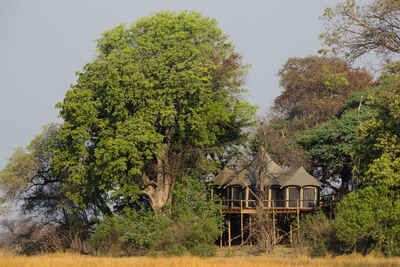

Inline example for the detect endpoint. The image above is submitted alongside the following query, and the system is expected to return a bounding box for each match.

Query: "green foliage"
[265,56,371,169]
[89,209,165,255]
[90,178,222,257]
[160,179,223,256]
[53,10,256,213]
[0,147,37,203]
[0,123,61,215]
[335,186,400,256]
[297,93,376,191]
[354,74,400,189]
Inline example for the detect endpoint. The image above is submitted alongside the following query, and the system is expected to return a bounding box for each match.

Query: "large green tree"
[335,186,400,255]
[54,11,256,213]
[297,90,377,193]
[264,56,371,169]
[0,124,92,225]
[354,72,400,190]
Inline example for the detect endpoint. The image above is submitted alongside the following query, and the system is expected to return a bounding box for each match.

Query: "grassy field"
[1,251,400,267]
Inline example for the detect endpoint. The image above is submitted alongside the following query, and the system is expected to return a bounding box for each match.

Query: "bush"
[90,178,223,256]
[89,210,165,256]
[295,210,340,257]
[334,186,400,256]
[0,217,89,255]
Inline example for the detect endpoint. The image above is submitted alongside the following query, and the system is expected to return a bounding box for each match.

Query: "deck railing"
[217,199,319,210]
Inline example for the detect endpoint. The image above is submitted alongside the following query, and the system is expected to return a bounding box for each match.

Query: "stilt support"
[228,215,231,247]
[297,205,300,242]
[241,213,244,246]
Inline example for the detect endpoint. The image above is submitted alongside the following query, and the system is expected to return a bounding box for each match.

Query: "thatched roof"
[280,167,322,187]
[211,157,321,188]
[211,156,286,187]
[212,168,236,187]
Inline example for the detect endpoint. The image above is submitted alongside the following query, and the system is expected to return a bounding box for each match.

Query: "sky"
[0,0,334,168]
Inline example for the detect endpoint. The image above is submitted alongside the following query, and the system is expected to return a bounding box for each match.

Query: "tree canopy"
[297,90,377,193]
[321,0,400,61]
[354,73,400,190]
[53,11,256,213]
[273,56,372,128]
[263,56,371,172]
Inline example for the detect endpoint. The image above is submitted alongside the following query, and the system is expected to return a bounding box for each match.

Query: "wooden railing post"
[286,187,289,208]
[245,186,249,208]
[268,187,271,208]
[314,187,317,207]
[300,187,303,208]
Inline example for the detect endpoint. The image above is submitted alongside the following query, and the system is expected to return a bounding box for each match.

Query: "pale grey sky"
[0,0,333,168]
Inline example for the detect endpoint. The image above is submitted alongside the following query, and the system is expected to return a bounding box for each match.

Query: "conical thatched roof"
[211,156,321,188]
[280,167,321,187]
[212,168,237,187]
[211,155,286,187]
[264,155,285,176]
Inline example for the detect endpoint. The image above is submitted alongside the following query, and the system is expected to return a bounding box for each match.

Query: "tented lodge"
[211,156,322,210]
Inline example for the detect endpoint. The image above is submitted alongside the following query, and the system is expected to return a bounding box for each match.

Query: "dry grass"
[1,251,400,267]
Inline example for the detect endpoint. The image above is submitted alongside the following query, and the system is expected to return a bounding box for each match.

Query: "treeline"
[1,0,400,257]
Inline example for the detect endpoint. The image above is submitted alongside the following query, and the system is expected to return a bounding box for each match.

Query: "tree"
[0,147,36,203]
[0,124,94,226]
[274,56,372,128]
[321,0,400,61]
[54,11,256,213]
[263,56,371,171]
[254,124,275,253]
[335,186,400,255]
[297,89,377,193]
[90,178,222,256]
[353,72,400,190]
[250,119,309,169]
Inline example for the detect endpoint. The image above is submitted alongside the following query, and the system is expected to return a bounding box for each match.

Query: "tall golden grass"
[0,251,400,267]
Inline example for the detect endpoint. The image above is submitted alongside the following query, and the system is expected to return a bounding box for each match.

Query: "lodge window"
[303,187,316,207]
[288,187,300,207]
[270,186,285,207]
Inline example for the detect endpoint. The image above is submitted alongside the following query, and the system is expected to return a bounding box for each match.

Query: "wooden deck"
[218,199,319,214]
[222,207,314,214]
[217,193,341,215]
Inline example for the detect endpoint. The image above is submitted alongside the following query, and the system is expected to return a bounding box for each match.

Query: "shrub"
[0,217,89,255]
[295,210,340,257]
[90,178,223,256]
[334,186,400,256]
[89,210,165,256]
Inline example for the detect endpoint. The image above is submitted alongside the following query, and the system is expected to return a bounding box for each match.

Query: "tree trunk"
[142,146,174,212]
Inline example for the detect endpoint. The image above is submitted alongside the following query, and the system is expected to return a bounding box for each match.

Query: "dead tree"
[249,124,281,253]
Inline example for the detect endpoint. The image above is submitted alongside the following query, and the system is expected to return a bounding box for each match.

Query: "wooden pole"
[314,187,317,207]
[297,202,300,242]
[241,213,244,246]
[268,187,271,208]
[228,215,231,248]
[272,202,276,245]
[249,215,252,246]
[290,224,293,246]
[245,186,249,208]
[286,187,289,208]
[300,187,303,208]
[220,227,223,248]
